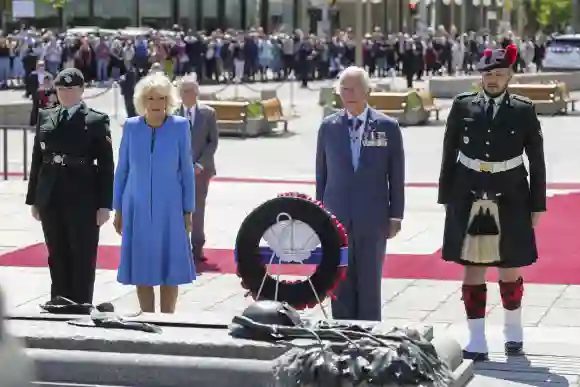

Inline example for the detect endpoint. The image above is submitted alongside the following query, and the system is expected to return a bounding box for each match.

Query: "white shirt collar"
[346,105,369,123]
[184,104,197,114]
[64,103,80,116]
[483,92,506,105]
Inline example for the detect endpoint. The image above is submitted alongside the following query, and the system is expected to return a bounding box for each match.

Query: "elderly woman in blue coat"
[113,72,196,314]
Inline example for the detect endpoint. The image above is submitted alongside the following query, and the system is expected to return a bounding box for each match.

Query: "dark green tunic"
[438,91,546,267]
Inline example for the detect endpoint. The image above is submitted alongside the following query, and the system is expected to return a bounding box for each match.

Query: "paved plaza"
[1,78,580,385]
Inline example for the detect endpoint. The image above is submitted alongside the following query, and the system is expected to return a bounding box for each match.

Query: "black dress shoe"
[42,296,70,307]
[505,341,524,356]
[462,350,489,362]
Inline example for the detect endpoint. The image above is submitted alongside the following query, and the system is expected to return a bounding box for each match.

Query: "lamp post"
[355,0,364,66]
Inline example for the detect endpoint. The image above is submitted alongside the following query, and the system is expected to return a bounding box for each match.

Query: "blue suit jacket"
[315,108,405,235]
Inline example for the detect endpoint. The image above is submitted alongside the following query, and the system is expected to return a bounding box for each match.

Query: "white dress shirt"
[346,105,368,171]
[188,105,197,127]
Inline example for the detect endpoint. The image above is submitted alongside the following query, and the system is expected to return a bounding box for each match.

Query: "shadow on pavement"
[474,355,571,386]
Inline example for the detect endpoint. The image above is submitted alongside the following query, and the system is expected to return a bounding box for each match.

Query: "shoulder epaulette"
[511,94,533,104]
[455,91,478,101]
[88,108,108,117]
[43,106,60,113]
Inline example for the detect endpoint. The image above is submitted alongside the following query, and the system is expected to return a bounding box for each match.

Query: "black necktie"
[61,109,69,122]
[486,99,495,123]
[349,118,362,140]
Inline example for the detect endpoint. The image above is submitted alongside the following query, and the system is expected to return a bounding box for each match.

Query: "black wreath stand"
[231,193,455,387]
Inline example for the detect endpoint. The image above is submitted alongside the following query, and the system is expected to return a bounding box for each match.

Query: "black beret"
[476,44,518,72]
[54,68,85,87]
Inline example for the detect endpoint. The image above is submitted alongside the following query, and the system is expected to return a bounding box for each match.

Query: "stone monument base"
[6,311,474,386]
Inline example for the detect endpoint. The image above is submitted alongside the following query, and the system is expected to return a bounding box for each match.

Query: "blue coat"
[113,115,196,286]
[316,107,405,320]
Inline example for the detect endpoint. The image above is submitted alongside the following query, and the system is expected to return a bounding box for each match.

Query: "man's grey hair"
[176,73,200,92]
[335,66,371,94]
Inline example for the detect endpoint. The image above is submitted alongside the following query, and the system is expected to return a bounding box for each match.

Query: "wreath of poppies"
[235,192,348,310]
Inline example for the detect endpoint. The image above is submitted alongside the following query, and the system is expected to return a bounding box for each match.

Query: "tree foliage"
[523,0,572,34]
[41,0,69,8]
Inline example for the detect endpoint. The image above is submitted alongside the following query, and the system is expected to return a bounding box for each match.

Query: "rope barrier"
[83,85,114,100]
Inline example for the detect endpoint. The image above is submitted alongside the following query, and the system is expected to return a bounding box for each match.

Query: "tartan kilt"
[441,190,539,268]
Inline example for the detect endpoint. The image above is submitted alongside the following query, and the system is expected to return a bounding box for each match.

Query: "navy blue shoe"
[505,341,524,356]
[462,350,489,362]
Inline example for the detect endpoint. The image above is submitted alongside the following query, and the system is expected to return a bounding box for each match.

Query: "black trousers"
[39,200,99,304]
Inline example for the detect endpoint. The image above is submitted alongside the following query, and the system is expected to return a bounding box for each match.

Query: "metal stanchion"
[112,81,119,120]
[288,75,299,117]
[234,79,240,99]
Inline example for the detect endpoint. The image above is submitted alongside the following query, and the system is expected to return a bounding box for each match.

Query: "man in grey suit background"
[177,74,219,264]
[316,66,405,321]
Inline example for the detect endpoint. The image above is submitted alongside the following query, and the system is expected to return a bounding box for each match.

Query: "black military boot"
[505,341,524,356]
[462,350,489,362]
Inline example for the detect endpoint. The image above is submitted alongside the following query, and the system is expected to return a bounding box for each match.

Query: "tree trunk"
[523,0,540,36]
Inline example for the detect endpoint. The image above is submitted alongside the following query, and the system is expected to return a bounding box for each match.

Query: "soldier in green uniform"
[438,45,546,361]
[25,68,114,308]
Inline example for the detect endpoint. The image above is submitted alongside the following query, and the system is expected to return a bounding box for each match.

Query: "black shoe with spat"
[462,350,489,362]
[505,341,524,356]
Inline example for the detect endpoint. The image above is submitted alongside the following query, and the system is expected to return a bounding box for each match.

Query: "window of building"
[94,0,137,27]
[139,0,172,28]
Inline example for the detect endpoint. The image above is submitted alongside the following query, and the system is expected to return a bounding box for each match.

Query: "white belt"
[458,152,524,173]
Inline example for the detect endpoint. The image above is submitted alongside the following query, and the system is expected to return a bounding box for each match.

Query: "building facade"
[21,0,503,34]
[26,0,302,31]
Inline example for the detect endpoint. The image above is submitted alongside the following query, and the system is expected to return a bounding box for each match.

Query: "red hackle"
[483,48,493,57]
[505,44,517,65]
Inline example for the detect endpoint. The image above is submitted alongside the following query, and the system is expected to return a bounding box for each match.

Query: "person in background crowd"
[176,73,219,264]
[113,72,195,314]
[0,26,549,92]
[119,59,140,118]
[74,38,93,85]
[94,37,110,83]
[43,36,62,76]
[30,75,57,126]
[0,37,11,88]
[438,44,546,362]
[26,68,113,307]
[316,66,405,321]
[26,60,51,100]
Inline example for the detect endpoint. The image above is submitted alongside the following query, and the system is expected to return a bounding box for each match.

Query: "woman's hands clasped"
[113,212,122,236]
[184,212,192,233]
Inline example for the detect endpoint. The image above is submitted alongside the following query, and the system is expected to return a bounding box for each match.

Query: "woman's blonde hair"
[133,72,179,116]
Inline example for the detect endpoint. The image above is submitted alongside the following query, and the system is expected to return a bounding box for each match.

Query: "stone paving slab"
[0,180,580,332]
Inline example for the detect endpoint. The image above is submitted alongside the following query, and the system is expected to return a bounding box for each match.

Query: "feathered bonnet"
[476,44,518,72]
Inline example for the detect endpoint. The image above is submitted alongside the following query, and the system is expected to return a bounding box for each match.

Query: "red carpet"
[2,192,580,284]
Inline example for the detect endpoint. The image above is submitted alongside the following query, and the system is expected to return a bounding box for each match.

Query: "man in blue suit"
[316,66,405,321]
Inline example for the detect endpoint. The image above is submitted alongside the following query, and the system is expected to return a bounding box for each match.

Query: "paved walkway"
[1,81,580,385]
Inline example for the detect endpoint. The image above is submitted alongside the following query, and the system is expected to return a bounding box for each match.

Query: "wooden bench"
[416,90,441,121]
[261,98,289,132]
[508,84,571,115]
[367,92,407,116]
[202,100,249,137]
[559,83,577,113]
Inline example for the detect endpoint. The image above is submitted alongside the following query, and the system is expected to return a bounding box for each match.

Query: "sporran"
[461,199,501,264]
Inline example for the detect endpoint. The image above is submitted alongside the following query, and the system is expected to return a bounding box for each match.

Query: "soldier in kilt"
[438,44,546,361]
